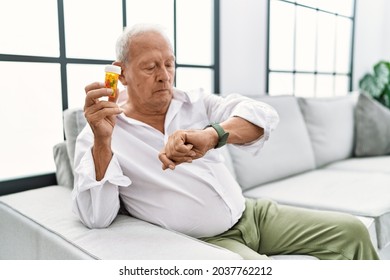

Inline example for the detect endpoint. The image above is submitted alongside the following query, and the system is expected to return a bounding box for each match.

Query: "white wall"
[220,0,268,96]
[353,0,390,90]
[386,0,390,54]
[220,0,390,96]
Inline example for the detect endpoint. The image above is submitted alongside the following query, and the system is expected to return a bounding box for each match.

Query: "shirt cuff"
[74,148,132,193]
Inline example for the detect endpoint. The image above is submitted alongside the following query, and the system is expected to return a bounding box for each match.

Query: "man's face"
[120,32,175,113]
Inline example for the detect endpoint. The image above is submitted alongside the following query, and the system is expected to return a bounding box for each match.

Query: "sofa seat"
[0,185,319,260]
[244,168,390,251]
[0,186,242,260]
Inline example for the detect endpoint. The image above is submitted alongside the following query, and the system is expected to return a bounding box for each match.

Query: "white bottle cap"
[105,65,121,75]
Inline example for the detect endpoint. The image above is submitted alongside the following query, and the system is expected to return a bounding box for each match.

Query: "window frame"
[0,0,220,194]
[266,0,357,97]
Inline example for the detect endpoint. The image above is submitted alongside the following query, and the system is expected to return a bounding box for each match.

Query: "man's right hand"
[84,82,123,180]
[84,82,123,141]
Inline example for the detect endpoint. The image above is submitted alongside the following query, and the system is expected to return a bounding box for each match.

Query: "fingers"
[158,152,176,170]
[85,101,122,121]
[159,131,198,170]
[165,132,195,158]
[84,83,122,118]
[83,82,123,139]
[85,81,105,94]
[159,150,195,170]
[84,82,119,107]
[85,88,114,108]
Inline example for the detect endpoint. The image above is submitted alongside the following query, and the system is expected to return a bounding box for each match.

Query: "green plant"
[359,61,390,109]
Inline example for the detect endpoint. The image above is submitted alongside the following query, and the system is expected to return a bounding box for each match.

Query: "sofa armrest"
[53,141,74,189]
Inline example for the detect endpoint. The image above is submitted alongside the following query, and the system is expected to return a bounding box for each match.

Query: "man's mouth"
[154,89,170,93]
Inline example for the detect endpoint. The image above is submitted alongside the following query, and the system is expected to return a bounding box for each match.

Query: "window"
[0,62,63,180]
[267,0,355,97]
[0,0,63,185]
[0,0,219,191]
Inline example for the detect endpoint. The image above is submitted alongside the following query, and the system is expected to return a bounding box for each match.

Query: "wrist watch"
[204,123,230,148]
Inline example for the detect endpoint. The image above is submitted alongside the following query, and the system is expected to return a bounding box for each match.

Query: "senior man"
[72,24,379,260]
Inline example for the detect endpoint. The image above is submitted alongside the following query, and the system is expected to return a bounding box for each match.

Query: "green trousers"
[200,199,379,260]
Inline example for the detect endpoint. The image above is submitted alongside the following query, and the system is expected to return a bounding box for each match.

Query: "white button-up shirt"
[72,88,279,238]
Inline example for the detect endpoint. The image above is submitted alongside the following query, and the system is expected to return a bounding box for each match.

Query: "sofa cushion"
[0,199,95,259]
[63,108,87,171]
[325,156,390,173]
[244,169,390,249]
[220,146,237,179]
[355,93,390,157]
[298,94,357,168]
[228,95,316,191]
[0,186,242,260]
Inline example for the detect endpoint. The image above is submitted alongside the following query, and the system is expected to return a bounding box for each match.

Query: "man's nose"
[157,66,170,82]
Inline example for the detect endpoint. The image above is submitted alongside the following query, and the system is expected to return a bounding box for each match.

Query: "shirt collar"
[172,87,191,103]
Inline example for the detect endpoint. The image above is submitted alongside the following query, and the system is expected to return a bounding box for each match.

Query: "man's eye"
[166,61,175,68]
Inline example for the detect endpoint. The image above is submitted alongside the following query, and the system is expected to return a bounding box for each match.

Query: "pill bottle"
[104,65,121,99]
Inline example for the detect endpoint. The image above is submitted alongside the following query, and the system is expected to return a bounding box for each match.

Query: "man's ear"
[113,61,127,86]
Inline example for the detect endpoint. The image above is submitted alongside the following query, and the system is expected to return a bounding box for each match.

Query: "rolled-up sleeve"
[204,92,279,155]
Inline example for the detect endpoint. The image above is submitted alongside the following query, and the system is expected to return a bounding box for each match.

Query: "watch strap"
[205,123,229,148]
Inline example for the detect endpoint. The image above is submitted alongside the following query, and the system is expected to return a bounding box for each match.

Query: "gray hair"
[115,23,173,64]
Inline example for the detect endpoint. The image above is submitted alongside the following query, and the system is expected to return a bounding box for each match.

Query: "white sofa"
[1,92,389,259]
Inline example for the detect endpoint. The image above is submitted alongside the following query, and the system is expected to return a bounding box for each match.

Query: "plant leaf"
[373,61,390,88]
[359,73,382,97]
[383,84,390,109]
